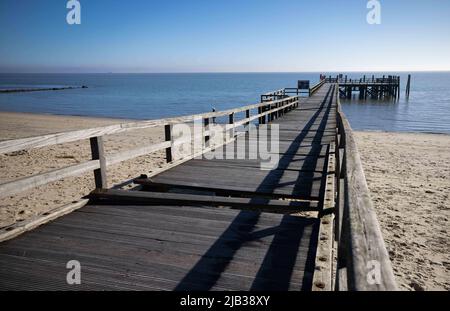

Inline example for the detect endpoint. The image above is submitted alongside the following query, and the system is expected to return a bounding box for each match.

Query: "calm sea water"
[0,72,449,134]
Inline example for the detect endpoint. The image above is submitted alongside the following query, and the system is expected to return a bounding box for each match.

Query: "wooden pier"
[0,80,397,291]
[325,75,401,100]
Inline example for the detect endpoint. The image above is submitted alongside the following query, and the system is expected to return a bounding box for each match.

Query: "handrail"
[0,95,300,199]
[309,79,325,95]
[334,84,397,290]
[262,79,326,102]
[262,88,285,96]
[0,95,298,155]
[324,76,400,84]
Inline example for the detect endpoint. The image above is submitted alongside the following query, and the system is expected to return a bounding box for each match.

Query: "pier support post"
[406,74,411,99]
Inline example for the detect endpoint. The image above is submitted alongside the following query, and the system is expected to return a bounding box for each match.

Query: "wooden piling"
[406,74,411,99]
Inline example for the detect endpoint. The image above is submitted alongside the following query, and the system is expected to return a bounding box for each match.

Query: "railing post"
[164,124,173,163]
[228,112,235,139]
[261,106,266,124]
[245,109,250,130]
[90,136,107,189]
[265,104,269,123]
[203,117,210,148]
[258,106,262,125]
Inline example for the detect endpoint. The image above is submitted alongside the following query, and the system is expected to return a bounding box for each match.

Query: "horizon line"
[1,70,450,75]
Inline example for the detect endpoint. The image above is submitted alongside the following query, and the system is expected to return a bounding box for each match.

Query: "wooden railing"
[261,80,325,103]
[325,76,400,84]
[261,89,285,102]
[334,85,397,290]
[309,79,325,95]
[0,95,300,200]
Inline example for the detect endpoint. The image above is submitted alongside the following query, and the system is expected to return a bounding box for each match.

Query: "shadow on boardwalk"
[175,86,334,291]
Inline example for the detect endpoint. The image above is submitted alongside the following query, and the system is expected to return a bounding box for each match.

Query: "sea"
[0,72,449,134]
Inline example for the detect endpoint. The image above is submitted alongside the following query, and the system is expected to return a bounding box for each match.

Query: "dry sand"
[354,131,450,291]
[0,112,165,228]
[0,112,449,291]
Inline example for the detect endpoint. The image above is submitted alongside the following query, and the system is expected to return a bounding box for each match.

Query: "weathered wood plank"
[336,93,397,290]
[138,166,324,200]
[90,189,319,211]
[0,199,89,243]
[107,141,171,165]
[0,202,318,290]
[312,143,335,291]
[186,156,327,172]
[0,160,100,198]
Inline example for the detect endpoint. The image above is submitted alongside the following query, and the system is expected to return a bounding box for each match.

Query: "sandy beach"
[0,112,165,228]
[0,111,449,291]
[354,131,450,291]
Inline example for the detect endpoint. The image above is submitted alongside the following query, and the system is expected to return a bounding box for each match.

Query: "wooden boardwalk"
[0,204,319,290]
[136,84,336,201]
[0,81,397,291]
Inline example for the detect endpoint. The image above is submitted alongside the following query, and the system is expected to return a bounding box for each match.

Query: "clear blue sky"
[1,0,449,73]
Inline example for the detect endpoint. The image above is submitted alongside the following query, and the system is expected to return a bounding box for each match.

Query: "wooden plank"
[312,144,335,291]
[0,199,89,243]
[147,161,322,180]
[0,245,308,291]
[74,206,314,236]
[90,189,319,211]
[140,166,324,199]
[0,160,100,198]
[337,97,397,290]
[37,214,314,254]
[0,141,169,199]
[2,221,314,267]
[0,202,318,290]
[137,181,322,201]
[226,139,329,156]
[106,141,170,165]
[185,156,327,173]
[0,238,310,291]
[8,216,315,263]
[77,203,311,226]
